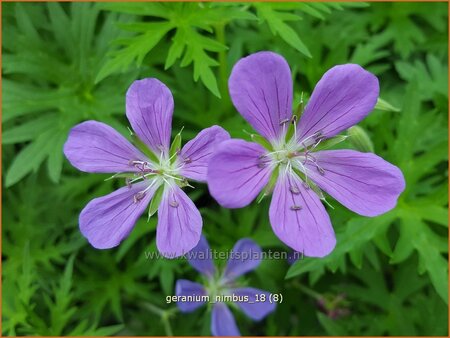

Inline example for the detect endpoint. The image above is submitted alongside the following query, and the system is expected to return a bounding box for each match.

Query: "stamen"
[290,205,302,211]
[180,178,194,188]
[183,157,192,164]
[125,178,132,188]
[279,118,290,126]
[299,130,324,149]
[316,166,325,175]
[168,149,179,163]
[289,186,300,194]
[314,131,323,141]
[133,191,146,203]
[302,182,310,190]
[163,173,185,181]
[169,201,179,208]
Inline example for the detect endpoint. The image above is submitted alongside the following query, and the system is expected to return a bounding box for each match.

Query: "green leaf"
[160,265,174,296]
[5,131,55,187]
[317,312,347,335]
[250,133,273,151]
[257,166,279,203]
[96,22,173,83]
[395,54,448,101]
[2,114,58,144]
[399,213,448,303]
[286,214,394,279]
[148,185,165,219]
[96,3,242,97]
[169,128,183,161]
[47,132,66,183]
[129,129,160,164]
[255,3,312,58]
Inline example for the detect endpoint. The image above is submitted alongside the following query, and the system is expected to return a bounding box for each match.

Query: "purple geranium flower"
[175,236,276,336]
[208,51,405,257]
[64,78,229,257]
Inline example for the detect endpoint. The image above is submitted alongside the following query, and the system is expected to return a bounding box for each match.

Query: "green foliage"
[3,3,137,187]
[287,82,448,305]
[96,2,256,97]
[2,2,448,337]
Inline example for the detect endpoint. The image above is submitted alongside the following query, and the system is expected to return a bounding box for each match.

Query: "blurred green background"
[2,2,448,336]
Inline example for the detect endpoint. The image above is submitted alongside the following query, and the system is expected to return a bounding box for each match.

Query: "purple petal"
[179,126,230,182]
[223,239,262,282]
[156,184,202,258]
[230,287,276,320]
[63,121,146,173]
[211,303,240,336]
[305,150,405,216]
[126,78,174,155]
[207,139,272,208]
[175,279,207,312]
[269,172,336,257]
[186,235,216,277]
[229,51,293,142]
[79,181,157,249]
[298,64,379,142]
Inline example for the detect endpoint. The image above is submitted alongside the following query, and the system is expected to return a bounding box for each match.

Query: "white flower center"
[124,151,191,204]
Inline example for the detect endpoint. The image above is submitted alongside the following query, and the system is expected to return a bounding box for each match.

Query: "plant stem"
[162,316,174,336]
[292,280,322,300]
[141,302,175,336]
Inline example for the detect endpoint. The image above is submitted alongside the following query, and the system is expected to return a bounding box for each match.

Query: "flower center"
[118,151,190,204]
[260,128,326,182]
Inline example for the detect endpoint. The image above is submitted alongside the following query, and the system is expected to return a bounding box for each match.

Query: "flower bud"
[348,126,374,153]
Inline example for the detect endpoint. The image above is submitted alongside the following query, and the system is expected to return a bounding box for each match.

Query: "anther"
[169,201,179,208]
[314,131,324,141]
[289,186,300,194]
[316,166,325,175]
[303,182,310,190]
[125,178,132,188]
[291,115,297,123]
[133,191,146,203]
[183,157,192,164]
[290,205,302,211]
[279,118,290,125]
[140,162,149,171]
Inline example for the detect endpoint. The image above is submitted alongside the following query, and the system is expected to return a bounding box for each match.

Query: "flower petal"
[175,279,207,313]
[208,139,272,208]
[298,64,379,142]
[223,239,262,282]
[126,78,174,155]
[211,303,240,336]
[179,126,230,182]
[156,184,202,258]
[269,172,336,257]
[305,150,405,216]
[229,51,293,142]
[230,287,276,320]
[186,235,216,277]
[63,121,146,173]
[79,181,157,249]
